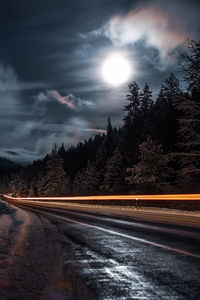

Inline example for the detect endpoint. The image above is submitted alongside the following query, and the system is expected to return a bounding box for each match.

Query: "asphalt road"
[9,203,200,299]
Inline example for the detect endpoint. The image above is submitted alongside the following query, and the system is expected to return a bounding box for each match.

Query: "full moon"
[101,53,131,86]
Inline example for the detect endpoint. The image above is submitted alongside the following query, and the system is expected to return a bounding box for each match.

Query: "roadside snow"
[0,200,63,299]
[0,200,10,215]
[0,200,31,295]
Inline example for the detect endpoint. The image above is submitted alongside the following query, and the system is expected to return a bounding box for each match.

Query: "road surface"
[2,201,200,299]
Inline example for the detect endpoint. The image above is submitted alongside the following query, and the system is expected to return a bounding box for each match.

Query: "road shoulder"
[24,201,200,228]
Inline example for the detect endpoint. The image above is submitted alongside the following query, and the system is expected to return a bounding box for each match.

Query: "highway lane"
[6,202,200,299]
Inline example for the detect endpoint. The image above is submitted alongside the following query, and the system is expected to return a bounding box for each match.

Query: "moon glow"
[101,53,131,86]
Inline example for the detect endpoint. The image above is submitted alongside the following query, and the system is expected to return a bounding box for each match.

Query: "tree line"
[1,36,200,196]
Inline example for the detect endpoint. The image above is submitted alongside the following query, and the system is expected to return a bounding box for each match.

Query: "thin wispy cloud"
[36,90,94,111]
[104,6,187,55]
[82,4,189,68]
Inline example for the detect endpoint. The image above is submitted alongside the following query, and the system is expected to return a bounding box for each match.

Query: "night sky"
[0,0,199,162]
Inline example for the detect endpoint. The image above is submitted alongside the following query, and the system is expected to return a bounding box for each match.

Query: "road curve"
[8,202,200,299]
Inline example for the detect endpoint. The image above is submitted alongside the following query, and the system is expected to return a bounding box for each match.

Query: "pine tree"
[102,148,125,193]
[95,117,114,186]
[43,145,70,196]
[8,173,28,197]
[161,73,181,104]
[73,171,85,195]
[0,182,8,194]
[139,83,154,139]
[9,175,20,196]
[126,137,170,192]
[181,37,200,94]
[123,81,141,163]
[173,36,200,189]
[83,161,100,194]
[16,176,28,197]
[36,173,46,196]
[123,82,141,135]
[58,142,66,156]
[124,82,141,122]
[174,93,200,188]
[29,181,36,197]
[104,117,114,158]
[153,74,181,152]
[140,83,153,115]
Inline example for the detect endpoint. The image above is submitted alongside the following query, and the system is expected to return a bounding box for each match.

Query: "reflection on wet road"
[17,205,200,299]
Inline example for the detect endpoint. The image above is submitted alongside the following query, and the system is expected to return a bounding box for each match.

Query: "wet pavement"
[15,205,200,300]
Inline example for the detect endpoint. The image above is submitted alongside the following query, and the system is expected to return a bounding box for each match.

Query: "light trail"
[3,193,200,202]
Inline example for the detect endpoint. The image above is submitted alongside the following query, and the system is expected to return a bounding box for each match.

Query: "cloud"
[107,6,186,53]
[0,148,38,162]
[5,151,19,156]
[36,90,94,111]
[0,74,103,163]
[0,64,19,114]
[0,64,18,92]
[0,118,105,163]
[84,128,106,134]
[84,4,188,68]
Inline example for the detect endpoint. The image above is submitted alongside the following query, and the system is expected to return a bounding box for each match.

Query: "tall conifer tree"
[42,144,70,196]
[126,137,170,192]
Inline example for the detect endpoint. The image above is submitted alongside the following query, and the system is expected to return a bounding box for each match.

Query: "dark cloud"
[5,151,19,156]
[0,63,104,162]
[0,0,199,162]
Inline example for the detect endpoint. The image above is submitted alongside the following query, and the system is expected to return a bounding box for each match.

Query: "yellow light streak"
[3,194,200,202]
